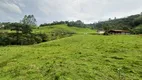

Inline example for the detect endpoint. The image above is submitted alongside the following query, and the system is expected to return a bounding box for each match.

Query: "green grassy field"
[33,24,95,34]
[0,24,95,34]
[0,25,142,80]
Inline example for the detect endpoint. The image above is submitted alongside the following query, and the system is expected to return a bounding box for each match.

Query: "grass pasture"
[0,34,142,80]
[33,24,95,34]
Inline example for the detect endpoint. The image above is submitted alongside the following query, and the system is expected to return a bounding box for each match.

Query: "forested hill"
[94,13,142,34]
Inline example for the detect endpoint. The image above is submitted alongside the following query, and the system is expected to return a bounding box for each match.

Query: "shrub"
[0,28,74,46]
[50,28,74,39]
[38,33,48,42]
[0,33,49,46]
[34,36,42,43]
[131,25,142,34]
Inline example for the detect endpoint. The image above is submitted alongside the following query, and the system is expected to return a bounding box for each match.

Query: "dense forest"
[92,13,142,34]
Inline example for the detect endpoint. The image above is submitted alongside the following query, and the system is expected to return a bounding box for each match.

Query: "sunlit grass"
[33,24,95,34]
[0,34,142,80]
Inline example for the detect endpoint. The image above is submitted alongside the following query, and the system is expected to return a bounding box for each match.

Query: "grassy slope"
[0,24,95,34]
[33,24,95,34]
[0,25,142,80]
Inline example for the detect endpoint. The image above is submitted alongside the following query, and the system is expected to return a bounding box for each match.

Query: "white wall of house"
[97,31,105,35]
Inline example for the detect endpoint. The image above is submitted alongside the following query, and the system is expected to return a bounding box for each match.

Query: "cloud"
[37,0,108,23]
[0,0,23,22]
[100,0,142,19]
[0,0,142,24]
[0,0,22,14]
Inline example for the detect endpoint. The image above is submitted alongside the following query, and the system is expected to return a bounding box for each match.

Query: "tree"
[10,23,22,44]
[133,16,142,26]
[75,20,86,28]
[11,23,32,34]
[67,20,87,28]
[11,23,22,34]
[132,25,142,34]
[0,23,2,29]
[1,22,11,29]
[21,24,32,34]
[21,15,37,26]
[10,23,32,44]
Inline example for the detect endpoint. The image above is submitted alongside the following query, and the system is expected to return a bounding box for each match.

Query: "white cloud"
[0,0,142,24]
[0,0,22,14]
[37,0,108,22]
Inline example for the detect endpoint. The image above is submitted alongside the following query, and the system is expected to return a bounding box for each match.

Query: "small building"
[108,30,130,34]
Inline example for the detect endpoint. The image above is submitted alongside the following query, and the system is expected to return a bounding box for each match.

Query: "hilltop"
[34,24,95,34]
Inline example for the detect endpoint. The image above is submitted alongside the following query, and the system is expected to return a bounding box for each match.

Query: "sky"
[0,0,142,24]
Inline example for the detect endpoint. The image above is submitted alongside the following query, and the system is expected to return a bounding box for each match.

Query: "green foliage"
[0,33,48,45]
[34,24,95,35]
[40,21,67,27]
[131,25,142,34]
[21,24,32,34]
[0,35,142,80]
[37,33,48,42]
[10,23,32,34]
[93,13,142,33]
[133,16,142,26]
[0,15,37,30]
[40,20,87,28]
[0,25,76,46]
[0,22,11,29]
[67,20,87,28]
[21,15,37,26]
[34,36,42,43]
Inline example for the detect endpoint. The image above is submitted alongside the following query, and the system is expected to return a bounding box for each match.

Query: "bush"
[49,29,74,40]
[34,36,42,43]
[0,28,74,46]
[131,25,142,34]
[103,31,109,35]
[0,33,49,46]
[38,33,48,42]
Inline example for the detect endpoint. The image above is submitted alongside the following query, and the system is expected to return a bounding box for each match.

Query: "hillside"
[0,24,95,34]
[33,24,95,34]
[0,34,142,80]
[1,1,142,80]
[94,13,142,34]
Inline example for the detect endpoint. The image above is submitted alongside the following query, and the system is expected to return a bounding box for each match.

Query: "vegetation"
[92,13,142,34]
[0,16,75,46]
[0,25,75,46]
[40,20,87,28]
[0,15,37,30]
[67,20,87,28]
[21,15,37,26]
[0,13,142,80]
[131,25,142,34]
[40,21,68,26]
[34,24,94,34]
[0,35,141,80]
[0,33,48,45]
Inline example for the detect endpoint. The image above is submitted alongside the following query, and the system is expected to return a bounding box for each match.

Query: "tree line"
[0,15,74,46]
[40,20,88,28]
[0,15,37,30]
[92,12,142,34]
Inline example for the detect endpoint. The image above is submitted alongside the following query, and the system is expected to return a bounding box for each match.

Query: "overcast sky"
[0,0,142,24]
